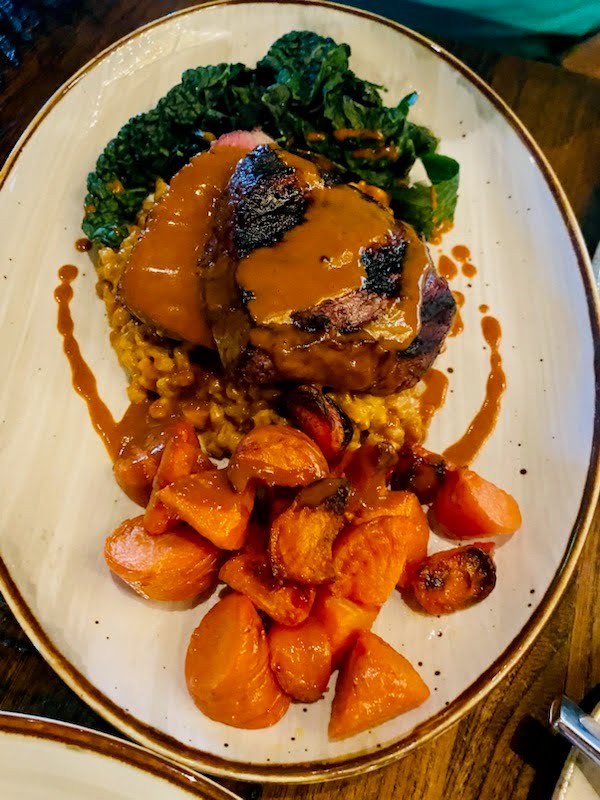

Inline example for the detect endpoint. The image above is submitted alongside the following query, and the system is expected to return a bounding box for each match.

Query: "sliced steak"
[202,145,455,394]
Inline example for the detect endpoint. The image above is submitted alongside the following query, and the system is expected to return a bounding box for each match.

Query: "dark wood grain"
[1,3,599,799]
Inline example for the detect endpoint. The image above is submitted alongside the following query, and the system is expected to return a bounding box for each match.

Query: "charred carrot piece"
[219,553,316,626]
[286,385,353,462]
[228,425,328,492]
[328,631,430,740]
[411,544,497,614]
[269,619,332,702]
[104,516,221,601]
[185,593,290,729]
[391,445,449,505]
[269,478,349,584]
[429,467,522,539]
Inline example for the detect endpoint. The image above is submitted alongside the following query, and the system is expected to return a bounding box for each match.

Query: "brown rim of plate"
[0,0,599,785]
[0,711,239,799]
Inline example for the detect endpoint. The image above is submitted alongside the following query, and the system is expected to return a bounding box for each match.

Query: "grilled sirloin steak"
[202,144,455,394]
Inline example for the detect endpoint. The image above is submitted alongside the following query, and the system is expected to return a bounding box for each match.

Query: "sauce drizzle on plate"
[443,315,506,466]
[54,265,157,460]
[418,368,449,427]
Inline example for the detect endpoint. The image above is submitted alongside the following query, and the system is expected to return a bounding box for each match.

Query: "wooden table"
[1,3,599,798]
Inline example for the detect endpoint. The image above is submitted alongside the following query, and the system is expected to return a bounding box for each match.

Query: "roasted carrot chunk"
[286,385,353,462]
[152,419,203,487]
[311,590,379,669]
[219,553,316,626]
[429,467,522,539]
[144,420,213,536]
[185,593,290,728]
[332,509,428,605]
[328,631,430,740]
[391,445,449,505]
[411,544,497,614]
[157,469,254,550]
[355,489,423,523]
[269,478,349,584]
[341,443,397,514]
[269,619,332,702]
[228,425,328,492]
[143,492,179,536]
[104,516,220,601]
[354,490,429,589]
[113,443,163,507]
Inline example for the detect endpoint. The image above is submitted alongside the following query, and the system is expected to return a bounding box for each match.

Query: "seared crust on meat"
[228,146,309,258]
[202,145,455,394]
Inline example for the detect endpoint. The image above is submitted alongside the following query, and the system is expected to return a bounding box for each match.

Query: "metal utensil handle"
[549,695,600,766]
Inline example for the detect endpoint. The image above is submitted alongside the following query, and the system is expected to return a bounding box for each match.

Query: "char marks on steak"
[202,145,455,394]
[227,145,310,258]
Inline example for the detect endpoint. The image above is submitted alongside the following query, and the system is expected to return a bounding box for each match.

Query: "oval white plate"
[0,0,598,785]
[0,712,238,799]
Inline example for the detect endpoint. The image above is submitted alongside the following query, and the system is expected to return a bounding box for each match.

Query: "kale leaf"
[83,63,264,247]
[392,153,460,239]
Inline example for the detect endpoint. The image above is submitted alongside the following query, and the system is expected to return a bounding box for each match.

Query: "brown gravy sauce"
[443,315,506,466]
[333,128,384,142]
[418,368,449,428]
[237,182,394,325]
[352,181,390,207]
[75,237,92,252]
[451,244,477,278]
[450,291,465,337]
[438,254,458,281]
[237,167,430,349]
[352,145,399,161]
[479,303,489,313]
[54,265,158,461]
[119,145,249,349]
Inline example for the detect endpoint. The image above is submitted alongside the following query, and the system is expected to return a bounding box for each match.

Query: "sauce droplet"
[437,255,458,281]
[450,291,465,338]
[419,368,449,427]
[479,304,489,313]
[451,244,477,278]
[75,237,92,252]
[442,315,506,466]
[451,245,470,261]
[333,128,384,142]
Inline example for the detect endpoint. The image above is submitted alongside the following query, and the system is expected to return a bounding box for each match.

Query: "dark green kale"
[258,31,458,233]
[392,153,460,239]
[83,63,264,247]
[83,31,459,248]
